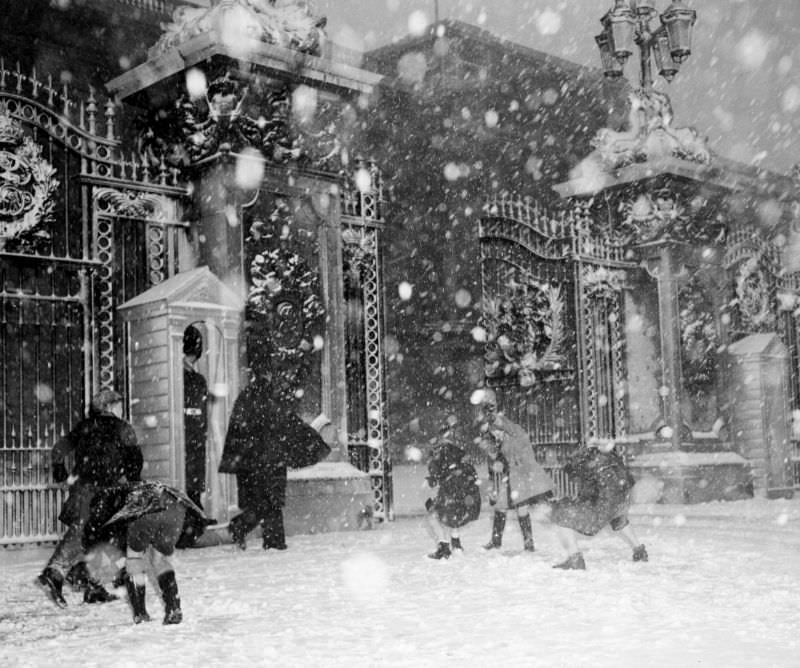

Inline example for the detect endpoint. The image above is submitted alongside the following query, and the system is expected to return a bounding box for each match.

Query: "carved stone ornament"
[150,0,328,59]
[735,254,776,331]
[591,90,711,170]
[0,104,59,248]
[582,266,626,297]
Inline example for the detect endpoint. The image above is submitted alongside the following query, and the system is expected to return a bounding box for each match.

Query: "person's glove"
[52,461,69,483]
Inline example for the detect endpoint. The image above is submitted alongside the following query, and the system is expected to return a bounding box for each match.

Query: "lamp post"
[595,0,696,90]
[594,2,699,450]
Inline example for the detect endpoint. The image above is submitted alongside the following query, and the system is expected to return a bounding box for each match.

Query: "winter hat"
[183,325,203,359]
[90,389,123,414]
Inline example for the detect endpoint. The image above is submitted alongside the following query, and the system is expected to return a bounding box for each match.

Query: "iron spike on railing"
[105,99,115,140]
[159,155,168,185]
[30,66,40,98]
[86,88,97,135]
[0,58,6,89]
[62,81,70,117]
[46,74,55,107]
[14,61,24,94]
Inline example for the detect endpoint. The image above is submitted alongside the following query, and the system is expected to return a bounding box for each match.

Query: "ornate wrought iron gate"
[341,164,392,520]
[479,195,631,496]
[0,63,185,544]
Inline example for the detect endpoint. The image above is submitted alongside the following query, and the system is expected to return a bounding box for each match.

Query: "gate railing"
[1,60,188,544]
[480,193,634,499]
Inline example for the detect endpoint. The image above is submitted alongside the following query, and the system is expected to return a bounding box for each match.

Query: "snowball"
[185,68,207,100]
[631,475,664,504]
[471,326,487,343]
[735,30,770,71]
[536,9,562,36]
[404,445,423,463]
[210,383,229,398]
[397,51,427,84]
[234,148,265,190]
[292,85,318,124]
[782,85,800,113]
[454,289,471,308]
[354,168,372,193]
[469,389,487,405]
[398,282,413,301]
[33,384,54,403]
[407,10,429,37]
[443,162,461,181]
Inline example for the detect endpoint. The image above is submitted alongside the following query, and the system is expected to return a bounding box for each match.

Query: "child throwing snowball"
[424,427,481,560]
[549,440,647,570]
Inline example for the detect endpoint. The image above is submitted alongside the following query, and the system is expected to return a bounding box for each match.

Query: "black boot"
[157,570,182,625]
[112,567,128,589]
[228,515,248,550]
[553,552,586,570]
[36,567,67,608]
[482,511,506,550]
[450,536,463,552]
[427,541,451,560]
[84,579,118,604]
[518,514,535,552]
[65,562,90,590]
[125,576,151,624]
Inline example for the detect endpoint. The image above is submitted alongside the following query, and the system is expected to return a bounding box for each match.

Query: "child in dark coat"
[424,431,481,560]
[549,441,648,570]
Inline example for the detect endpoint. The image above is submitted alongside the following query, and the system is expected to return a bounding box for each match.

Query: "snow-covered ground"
[2,498,799,668]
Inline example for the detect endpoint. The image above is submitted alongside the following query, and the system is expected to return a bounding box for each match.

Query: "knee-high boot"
[483,511,506,550]
[125,575,150,624]
[518,514,535,552]
[157,570,182,625]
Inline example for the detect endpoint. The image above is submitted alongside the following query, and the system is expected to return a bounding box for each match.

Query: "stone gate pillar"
[726,334,794,498]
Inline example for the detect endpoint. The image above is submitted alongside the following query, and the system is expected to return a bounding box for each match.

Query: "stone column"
[639,239,685,450]
[313,185,348,462]
[195,158,247,297]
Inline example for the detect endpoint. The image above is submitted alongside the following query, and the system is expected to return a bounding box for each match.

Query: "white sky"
[317,1,800,174]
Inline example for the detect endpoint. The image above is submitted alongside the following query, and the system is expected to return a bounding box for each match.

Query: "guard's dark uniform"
[183,364,208,508]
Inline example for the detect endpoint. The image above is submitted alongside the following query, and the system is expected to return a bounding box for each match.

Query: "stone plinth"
[200,462,373,547]
[629,451,753,504]
[284,462,373,534]
[725,334,795,498]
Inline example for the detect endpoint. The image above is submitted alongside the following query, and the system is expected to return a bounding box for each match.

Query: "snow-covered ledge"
[284,461,373,535]
[629,450,752,505]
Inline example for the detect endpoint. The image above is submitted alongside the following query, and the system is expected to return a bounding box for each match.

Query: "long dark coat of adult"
[219,378,330,548]
[53,406,142,527]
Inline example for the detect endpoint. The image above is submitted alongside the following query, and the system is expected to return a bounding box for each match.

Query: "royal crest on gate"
[0,104,59,249]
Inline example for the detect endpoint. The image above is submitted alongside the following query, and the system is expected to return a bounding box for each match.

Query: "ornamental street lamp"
[595,0,696,89]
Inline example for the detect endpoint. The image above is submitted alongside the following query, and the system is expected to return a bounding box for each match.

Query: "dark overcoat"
[219,380,330,508]
[550,447,636,536]
[426,441,481,529]
[53,410,142,525]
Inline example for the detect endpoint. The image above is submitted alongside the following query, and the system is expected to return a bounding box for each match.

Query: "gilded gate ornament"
[0,105,58,250]
[481,280,565,386]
